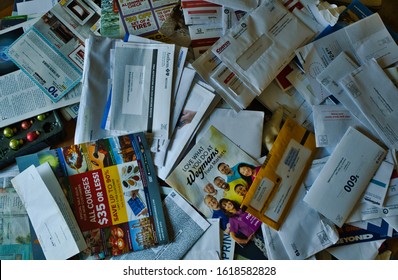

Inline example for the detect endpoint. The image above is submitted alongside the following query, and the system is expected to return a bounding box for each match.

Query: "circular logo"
[383,208,389,214]
[224,9,229,14]
[241,23,247,28]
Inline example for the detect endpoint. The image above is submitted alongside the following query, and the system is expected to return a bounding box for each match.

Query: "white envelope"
[256,80,314,130]
[312,104,367,148]
[192,51,256,111]
[304,126,386,227]
[296,13,398,104]
[347,194,398,223]
[211,0,314,96]
[206,0,259,11]
[195,108,264,159]
[327,240,385,260]
[276,183,339,260]
[315,52,380,140]
[339,58,398,151]
[11,163,87,260]
[261,223,290,260]
[181,0,223,25]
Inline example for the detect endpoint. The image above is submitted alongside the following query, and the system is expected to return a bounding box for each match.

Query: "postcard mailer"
[241,118,317,230]
[7,2,102,102]
[210,0,314,96]
[11,163,87,260]
[116,0,179,42]
[339,58,398,151]
[303,127,387,227]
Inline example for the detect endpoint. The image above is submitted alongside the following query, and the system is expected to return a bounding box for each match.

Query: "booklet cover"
[16,132,169,259]
[166,125,268,259]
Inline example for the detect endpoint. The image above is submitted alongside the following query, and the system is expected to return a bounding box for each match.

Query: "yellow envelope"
[241,118,317,230]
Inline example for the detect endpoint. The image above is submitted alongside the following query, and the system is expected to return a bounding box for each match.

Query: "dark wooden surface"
[0,0,13,18]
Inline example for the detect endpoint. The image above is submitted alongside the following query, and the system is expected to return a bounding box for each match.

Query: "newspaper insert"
[0,22,81,127]
[7,1,101,102]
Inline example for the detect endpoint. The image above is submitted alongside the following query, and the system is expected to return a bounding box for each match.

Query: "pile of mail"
[1,0,398,260]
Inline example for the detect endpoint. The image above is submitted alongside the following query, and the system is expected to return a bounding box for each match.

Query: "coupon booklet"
[16,132,168,259]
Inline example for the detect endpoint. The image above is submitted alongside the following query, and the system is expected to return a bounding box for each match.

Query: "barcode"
[317,230,331,246]
[345,81,360,98]
[42,60,60,78]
